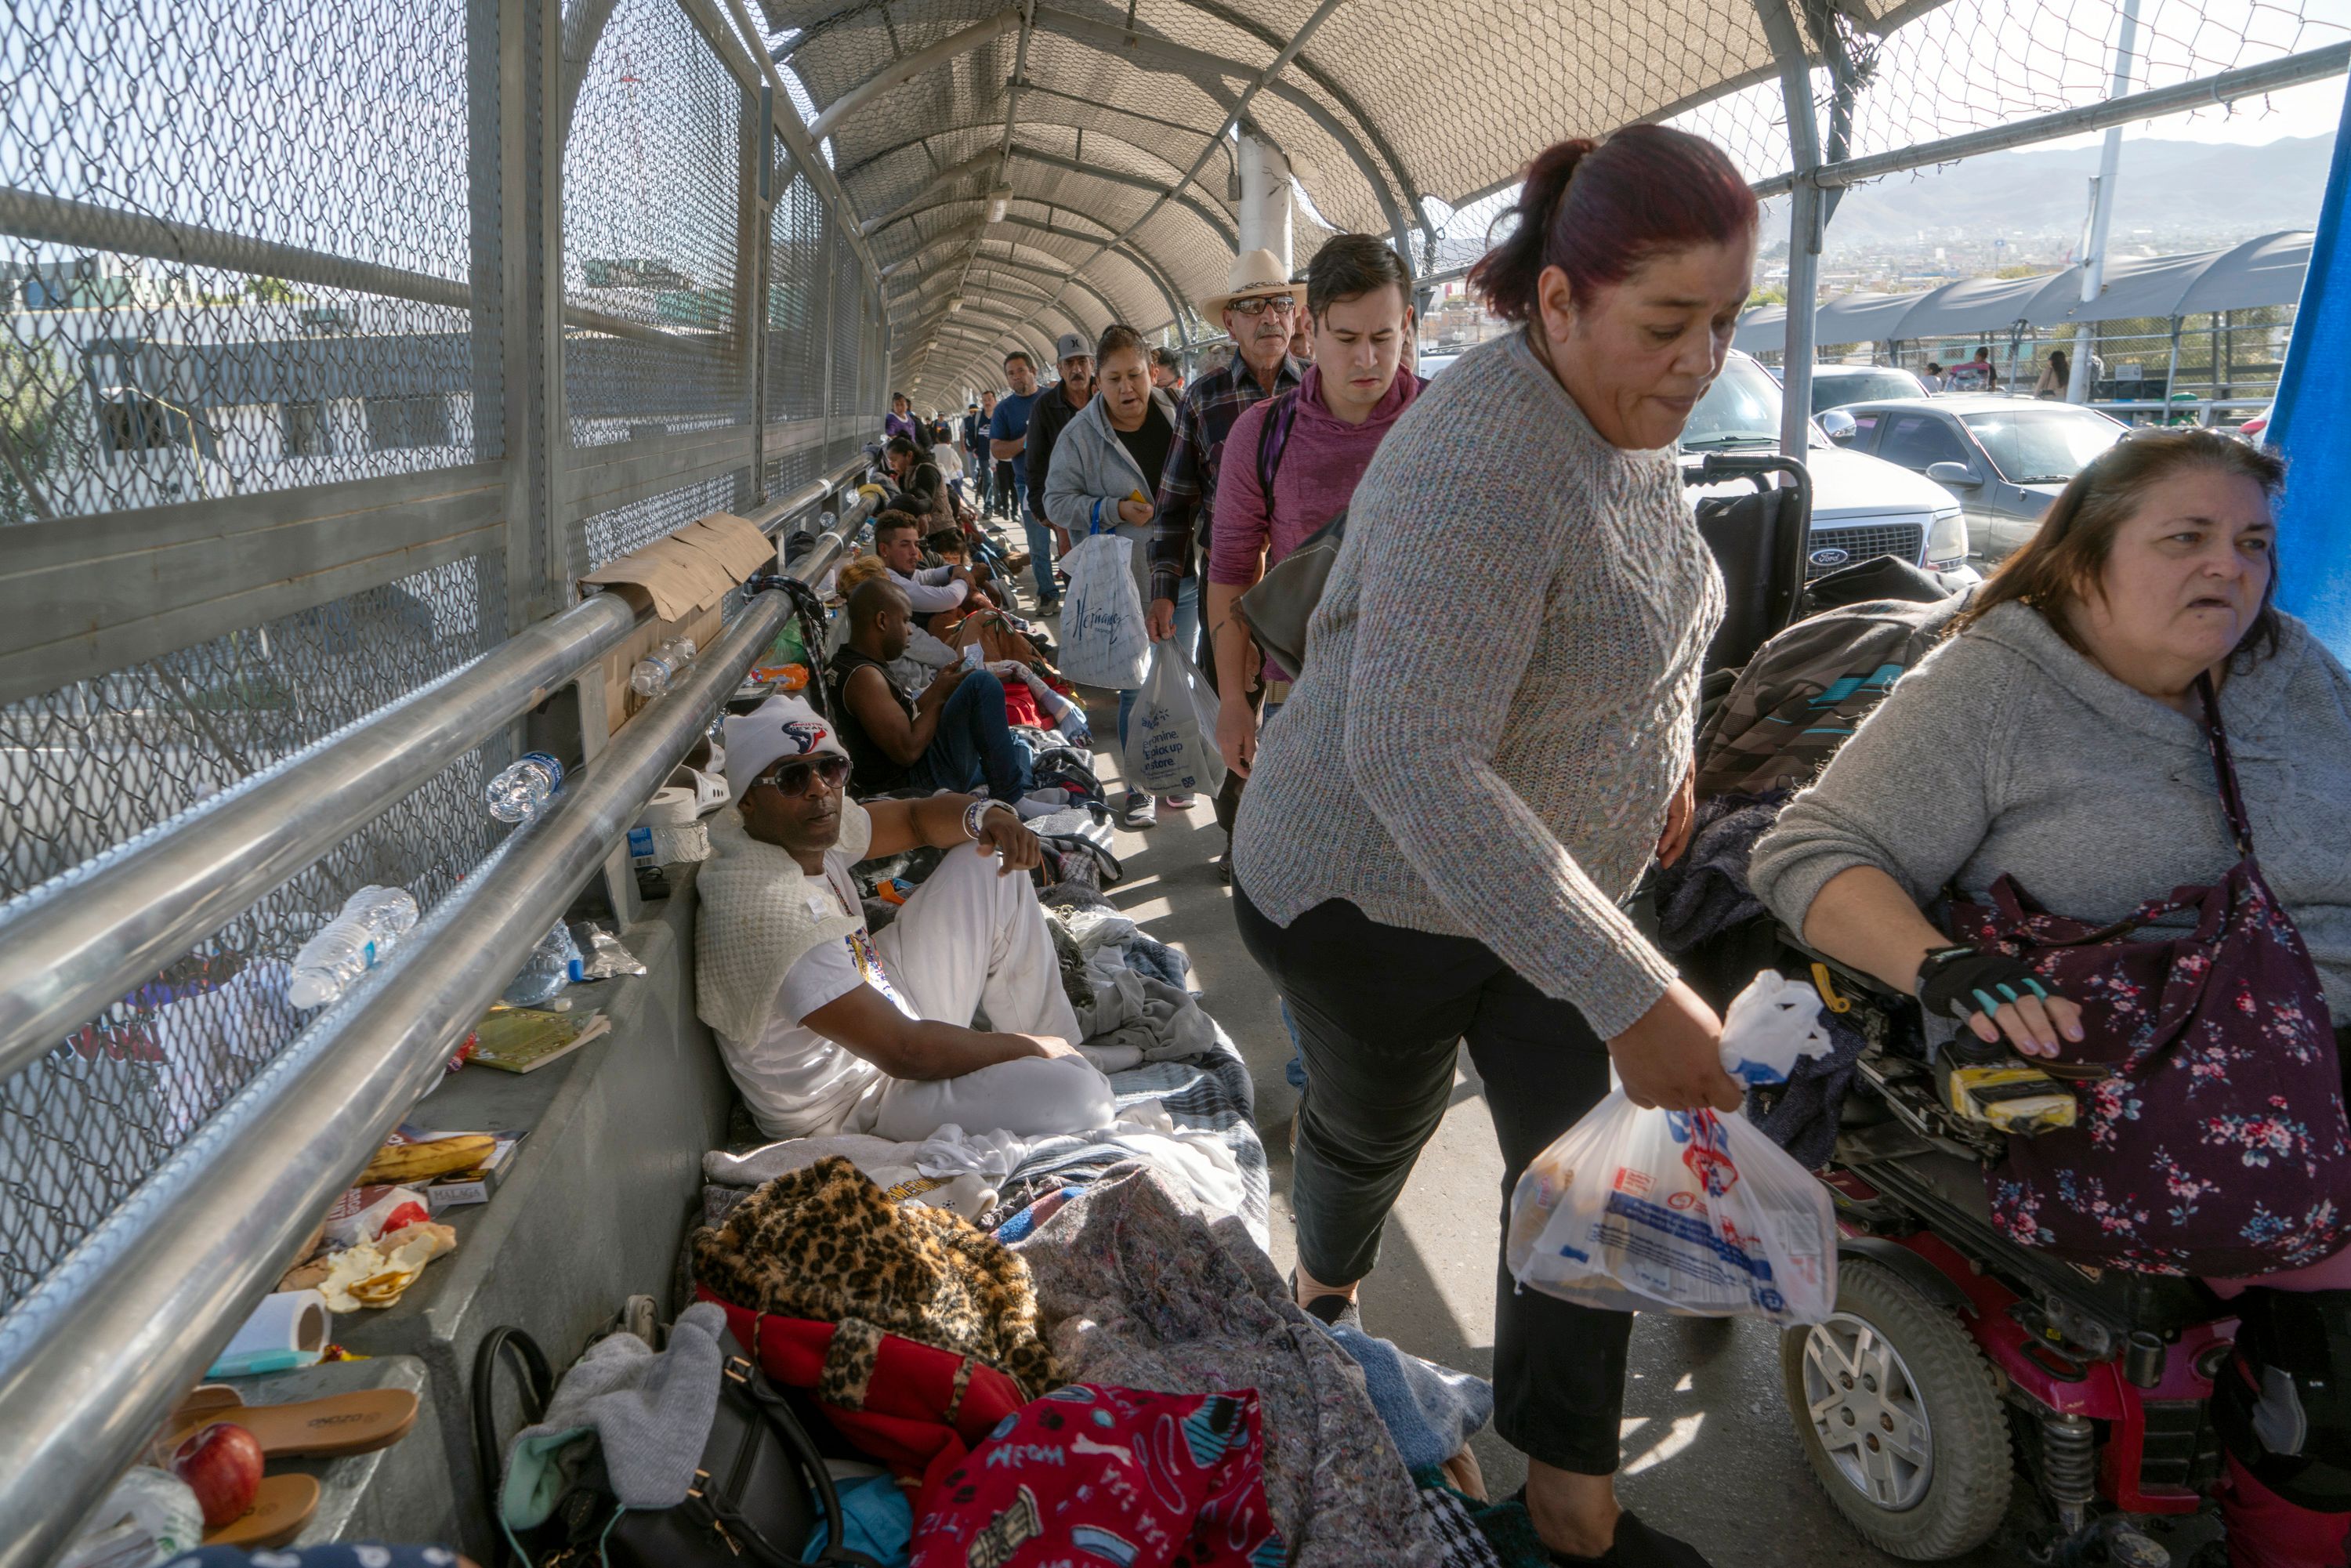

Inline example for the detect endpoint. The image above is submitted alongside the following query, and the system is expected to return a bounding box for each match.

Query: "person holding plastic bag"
[1228,126,1757,1568]
[1044,323,1195,829]
[1509,972,1838,1325]
[1121,641,1226,801]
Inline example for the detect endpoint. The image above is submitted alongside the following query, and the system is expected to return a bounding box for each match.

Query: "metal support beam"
[1236,129,1292,270]
[1751,40,2351,197]
[1757,0,1822,460]
[862,146,1238,251]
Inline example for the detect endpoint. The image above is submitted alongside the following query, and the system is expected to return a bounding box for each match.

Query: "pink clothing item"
[1208,364,1419,588]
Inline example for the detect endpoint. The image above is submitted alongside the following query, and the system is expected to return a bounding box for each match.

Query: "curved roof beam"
[891,267,1096,342]
[915,248,1132,331]
[878,214,1194,339]
[894,281,1093,348]
[838,96,1231,186]
[862,146,1238,252]
[804,5,1411,255]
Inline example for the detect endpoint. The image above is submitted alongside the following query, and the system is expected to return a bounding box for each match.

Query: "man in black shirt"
[825,578,1033,803]
[1023,332,1096,561]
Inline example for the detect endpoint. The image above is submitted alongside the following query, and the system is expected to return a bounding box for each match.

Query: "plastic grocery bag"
[1057,533,1150,689]
[1120,642,1227,797]
[1505,972,1838,1325]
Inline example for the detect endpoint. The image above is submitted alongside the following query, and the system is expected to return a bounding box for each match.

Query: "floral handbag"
[1950,675,2351,1276]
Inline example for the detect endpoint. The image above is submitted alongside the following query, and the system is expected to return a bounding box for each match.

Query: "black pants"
[1231,882,1632,1475]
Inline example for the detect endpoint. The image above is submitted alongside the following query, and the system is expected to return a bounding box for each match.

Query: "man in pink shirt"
[1207,236,1422,781]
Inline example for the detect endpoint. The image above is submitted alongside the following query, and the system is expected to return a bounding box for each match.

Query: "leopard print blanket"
[692,1154,1061,1399]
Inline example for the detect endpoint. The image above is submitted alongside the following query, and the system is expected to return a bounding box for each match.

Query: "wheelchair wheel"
[1780,1257,2013,1560]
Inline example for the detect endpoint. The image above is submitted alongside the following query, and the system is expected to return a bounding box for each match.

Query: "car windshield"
[1681,356,1784,450]
[1812,371,1921,412]
[1960,408,2124,483]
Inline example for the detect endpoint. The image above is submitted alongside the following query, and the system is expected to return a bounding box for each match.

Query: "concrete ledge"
[205,1356,458,1551]
[321,871,728,1559]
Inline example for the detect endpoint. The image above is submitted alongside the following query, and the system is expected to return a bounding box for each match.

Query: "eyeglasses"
[1227,295,1297,318]
[755,755,851,797]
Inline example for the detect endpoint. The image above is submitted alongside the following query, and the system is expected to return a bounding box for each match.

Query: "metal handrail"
[0,471,867,1085]
[0,524,858,1568]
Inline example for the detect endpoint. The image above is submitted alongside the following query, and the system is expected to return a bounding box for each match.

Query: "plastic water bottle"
[286,885,419,1009]
[500,922,584,1007]
[629,636,697,699]
[485,751,563,824]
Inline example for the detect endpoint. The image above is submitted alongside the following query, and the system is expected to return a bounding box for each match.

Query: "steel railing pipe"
[0,545,829,1568]
[0,476,848,1085]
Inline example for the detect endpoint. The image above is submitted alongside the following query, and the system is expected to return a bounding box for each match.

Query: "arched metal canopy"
[744,0,1929,400]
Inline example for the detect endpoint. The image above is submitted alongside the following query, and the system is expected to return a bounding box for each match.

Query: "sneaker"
[1161,791,1195,809]
[1118,791,1157,830]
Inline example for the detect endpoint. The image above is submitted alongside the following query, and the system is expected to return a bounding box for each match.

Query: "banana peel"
[359,1134,495,1186]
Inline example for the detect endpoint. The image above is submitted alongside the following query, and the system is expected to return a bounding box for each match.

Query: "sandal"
[201,1473,321,1551]
[161,1385,420,1461]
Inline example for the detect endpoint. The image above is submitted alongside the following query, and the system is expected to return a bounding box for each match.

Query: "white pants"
[859,845,1110,1142]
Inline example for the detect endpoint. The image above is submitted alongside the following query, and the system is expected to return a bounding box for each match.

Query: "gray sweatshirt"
[1749,599,2351,1023]
[1231,329,1724,1038]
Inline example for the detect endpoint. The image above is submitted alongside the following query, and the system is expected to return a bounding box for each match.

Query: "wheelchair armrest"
[1774,926,1912,1006]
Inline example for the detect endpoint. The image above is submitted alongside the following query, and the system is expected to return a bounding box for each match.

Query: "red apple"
[170,1420,263,1528]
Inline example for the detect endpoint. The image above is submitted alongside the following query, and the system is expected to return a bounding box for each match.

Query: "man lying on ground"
[828,577,1034,803]
[696,696,1110,1143]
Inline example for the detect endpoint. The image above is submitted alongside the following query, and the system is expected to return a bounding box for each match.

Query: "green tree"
[245,276,301,304]
[0,339,74,524]
[1747,284,1788,308]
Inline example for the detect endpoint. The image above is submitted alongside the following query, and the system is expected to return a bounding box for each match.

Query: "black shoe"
[1512,1498,1714,1568]
[1286,1269,1361,1332]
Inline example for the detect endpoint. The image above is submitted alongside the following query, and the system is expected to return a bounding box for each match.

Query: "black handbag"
[474,1324,886,1568]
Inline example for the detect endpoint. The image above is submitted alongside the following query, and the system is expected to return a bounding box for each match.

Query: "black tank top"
[826,646,917,795]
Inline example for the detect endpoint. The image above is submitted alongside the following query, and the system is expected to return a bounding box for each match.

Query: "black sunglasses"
[756,755,850,797]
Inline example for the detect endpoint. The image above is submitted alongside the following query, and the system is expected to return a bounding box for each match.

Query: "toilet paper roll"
[206,1290,328,1378]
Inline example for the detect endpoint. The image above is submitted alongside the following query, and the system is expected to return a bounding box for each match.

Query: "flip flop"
[201,1473,321,1551]
[165,1386,420,1461]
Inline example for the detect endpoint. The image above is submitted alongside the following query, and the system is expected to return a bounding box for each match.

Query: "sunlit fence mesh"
[0,0,885,1313]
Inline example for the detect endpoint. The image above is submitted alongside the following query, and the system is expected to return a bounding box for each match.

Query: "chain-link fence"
[1,0,885,1316]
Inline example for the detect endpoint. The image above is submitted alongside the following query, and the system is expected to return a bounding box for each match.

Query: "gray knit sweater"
[1749,599,2351,1023]
[1230,328,1724,1038]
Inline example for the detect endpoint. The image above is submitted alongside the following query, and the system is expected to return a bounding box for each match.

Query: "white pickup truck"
[1680,351,1976,583]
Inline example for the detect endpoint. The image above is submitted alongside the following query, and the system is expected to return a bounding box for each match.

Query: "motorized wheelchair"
[1669,457,2237,1563]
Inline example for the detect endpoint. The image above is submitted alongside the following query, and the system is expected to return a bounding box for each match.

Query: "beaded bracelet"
[963,798,1009,842]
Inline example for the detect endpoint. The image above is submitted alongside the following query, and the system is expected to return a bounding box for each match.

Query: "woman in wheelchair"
[1750,429,2351,1562]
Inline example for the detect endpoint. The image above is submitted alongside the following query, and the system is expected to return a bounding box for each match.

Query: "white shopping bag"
[1057,533,1150,690]
[1120,642,1227,797]
[1505,972,1839,1325]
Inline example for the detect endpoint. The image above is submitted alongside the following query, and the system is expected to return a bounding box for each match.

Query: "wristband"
[963,798,1011,842]
[1915,944,2049,1025]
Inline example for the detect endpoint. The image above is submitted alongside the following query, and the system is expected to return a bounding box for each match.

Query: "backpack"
[1233,389,1348,678]
[1694,588,1968,798]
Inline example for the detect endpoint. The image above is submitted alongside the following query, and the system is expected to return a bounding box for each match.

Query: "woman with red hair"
[1231,124,1761,1566]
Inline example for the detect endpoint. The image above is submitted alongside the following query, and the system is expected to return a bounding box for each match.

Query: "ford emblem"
[1809,546,1851,568]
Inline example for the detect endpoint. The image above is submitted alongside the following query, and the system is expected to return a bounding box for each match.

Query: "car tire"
[1780,1257,2013,1561]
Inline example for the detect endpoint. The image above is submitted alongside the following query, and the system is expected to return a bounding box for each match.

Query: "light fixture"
[946,293,965,313]
[984,185,1013,223]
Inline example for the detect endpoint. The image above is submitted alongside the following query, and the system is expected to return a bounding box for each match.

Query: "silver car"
[1828,396,2128,560]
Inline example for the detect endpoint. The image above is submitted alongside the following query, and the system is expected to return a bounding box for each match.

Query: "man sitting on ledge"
[828,576,1034,803]
[696,696,1110,1143]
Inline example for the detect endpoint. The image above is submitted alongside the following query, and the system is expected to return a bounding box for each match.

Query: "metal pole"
[1758,0,1823,458]
[2163,314,2183,411]
[2071,0,2142,402]
[1237,129,1294,274]
[0,565,835,1568]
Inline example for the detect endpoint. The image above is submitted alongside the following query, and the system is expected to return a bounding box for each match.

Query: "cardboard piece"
[580,512,780,735]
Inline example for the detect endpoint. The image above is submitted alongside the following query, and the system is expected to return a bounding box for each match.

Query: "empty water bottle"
[501,922,584,1007]
[629,636,697,699]
[287,885,419,1009]
[486,751,563,824]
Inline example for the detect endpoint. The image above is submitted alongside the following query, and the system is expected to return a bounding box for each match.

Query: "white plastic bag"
[1057,533,1150,689]
[1120,642,1227,797]
[1505,972,1838,1325]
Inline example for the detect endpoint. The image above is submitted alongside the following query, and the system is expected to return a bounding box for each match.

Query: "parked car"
[1825,395,2128,560]
[1682,352,1974,581]
[1807,363,1931,414]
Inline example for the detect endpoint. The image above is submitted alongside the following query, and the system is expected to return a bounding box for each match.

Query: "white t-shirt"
[723,851,917,1139]
[932,442,965,480]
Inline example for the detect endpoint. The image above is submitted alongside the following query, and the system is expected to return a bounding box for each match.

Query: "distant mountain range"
[1766,136,2331,251]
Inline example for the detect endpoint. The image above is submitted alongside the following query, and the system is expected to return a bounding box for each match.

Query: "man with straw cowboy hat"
[1143,248,1305,840]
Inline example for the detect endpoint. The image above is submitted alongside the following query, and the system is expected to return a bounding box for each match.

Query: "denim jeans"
[1116,574,1200,757]
[1023,514,1060,608]
[909,669,1034,802]
[1230,882,1632,1476]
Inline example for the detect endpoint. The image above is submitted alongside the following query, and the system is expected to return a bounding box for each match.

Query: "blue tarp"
[2270,81,2351,658]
